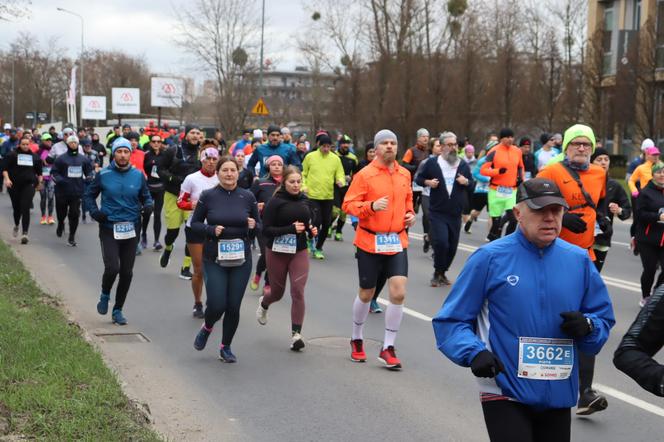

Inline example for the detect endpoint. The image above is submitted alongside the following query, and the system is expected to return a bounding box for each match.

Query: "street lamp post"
[56,7,84,128]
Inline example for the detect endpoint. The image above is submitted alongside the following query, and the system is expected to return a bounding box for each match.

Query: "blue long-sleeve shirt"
[247,142,301,176]
[432,229,615,410]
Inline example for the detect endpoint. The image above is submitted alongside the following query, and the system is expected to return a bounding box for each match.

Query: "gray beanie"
[416,128,430,138]
[374,129,398,146]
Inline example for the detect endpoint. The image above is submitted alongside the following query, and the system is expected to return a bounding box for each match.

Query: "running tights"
[203,258,252,346]
[255,232,269,283]
[263,249,309,330]
[55,194,81,238]
[99,227,139,311]
[8,183,35,234]
[481,400,570,442]
[39,180,54,217]
[311,199,333,251]
[142,190,164,242]
[638,241,664,299]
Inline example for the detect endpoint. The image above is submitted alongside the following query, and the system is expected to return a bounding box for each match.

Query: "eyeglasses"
[568,141,592,149]
[444,142,458,147]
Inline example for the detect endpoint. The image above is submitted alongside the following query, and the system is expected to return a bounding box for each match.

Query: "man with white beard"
[416,132,473,286]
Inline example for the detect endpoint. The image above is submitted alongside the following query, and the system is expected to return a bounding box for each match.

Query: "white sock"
[383,303,404,349]
[351,296,371,340]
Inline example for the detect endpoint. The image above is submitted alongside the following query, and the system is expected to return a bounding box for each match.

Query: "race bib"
[594,222,602,237]
[17,154,33,167]
[113,222,136,240]
[150,165,160,179]
[217,239,245,261]
[42,166,51,177]
[496,186,513,198]
[272,234,297,254]
[68,166,83,178]
[518,337,574,380]
[475,182,489,192]
[375,233,403,253]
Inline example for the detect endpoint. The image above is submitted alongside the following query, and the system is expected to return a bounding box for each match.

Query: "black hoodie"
[158,140,201,195]
[261,189,317,251]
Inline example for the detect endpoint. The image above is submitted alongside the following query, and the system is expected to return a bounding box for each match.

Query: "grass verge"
[0,239,161,441]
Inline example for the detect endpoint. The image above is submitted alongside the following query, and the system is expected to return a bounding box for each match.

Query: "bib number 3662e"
[113,222,136,240]
[375,233,403,253]
[518,337,574,380]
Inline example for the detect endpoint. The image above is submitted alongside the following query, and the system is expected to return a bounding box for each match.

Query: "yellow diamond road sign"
[251,98,269,116]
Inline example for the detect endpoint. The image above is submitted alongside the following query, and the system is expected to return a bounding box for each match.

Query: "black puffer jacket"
[595,178,631,247]
[636,180,664,247]
[158,141,201,196]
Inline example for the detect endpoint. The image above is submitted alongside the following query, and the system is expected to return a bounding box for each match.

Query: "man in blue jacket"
[247,125,301,176]
[84,137,153,326]
[415,131,472,287]
[432,178,614,442]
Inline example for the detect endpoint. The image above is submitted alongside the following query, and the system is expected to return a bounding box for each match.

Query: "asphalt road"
[0,191,662,441]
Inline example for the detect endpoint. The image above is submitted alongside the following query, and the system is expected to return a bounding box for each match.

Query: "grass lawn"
[0,239,161,441]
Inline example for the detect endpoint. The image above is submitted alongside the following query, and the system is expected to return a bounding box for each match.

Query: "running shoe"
[430,272,443,287]
[159,248,172,268]
[40,216,47,225]
[440,274,452,286]
[463,220,473,234]
[47,216,55,224]
[290,332,305,351]
[378,346,402,370]
[56,223,64,237]
[194,326,211,351]
[67,238,77,247]
[313,250,325,260]
[153,241,163,251]
[639,296,650,308]
[192,303,205,318]
[179,266,193,280]
[576,388,608,415]
[111,309,127,325]
[256,296,268,325]
[369,299,383,313]
[135,243,142,256]
[219,345,237,363]
[250,273,261,291]
[423,234,430,254]
[334,232,343,241]
[140,234,148,250]
[97,292,110,315]
[350,339,367,362]
[12,226,18,238]
[20,234,28,245]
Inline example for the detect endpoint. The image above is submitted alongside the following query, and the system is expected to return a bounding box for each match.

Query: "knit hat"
[374,129,397,146]
[652,161,664,174]
[562,124,596,153]
[63,127,75,136]
[590,147,609,163]
[641,138,655,151]
[267,125,281,135]
[518,137,531,147]
[253,129,263,139]
[111,137,132,155]
[266,155,283,166]
[281,127,290,135]
[185,124,200,135]
[339,134,352,144]
[66,135,79,144]
[416,128,430,138]
[499,128,514,139]
[465,144,475,153]
[540,133,551,145]
[318,134,332,146]
[127,132,140,141]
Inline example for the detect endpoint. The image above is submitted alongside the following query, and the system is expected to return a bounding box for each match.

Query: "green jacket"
[302,150,345,200]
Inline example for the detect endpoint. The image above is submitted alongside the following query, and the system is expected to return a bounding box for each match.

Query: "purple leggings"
[264,249,309,327]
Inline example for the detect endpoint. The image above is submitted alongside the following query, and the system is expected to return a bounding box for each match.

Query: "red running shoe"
[378,346,402,370]
[350,339,366,362]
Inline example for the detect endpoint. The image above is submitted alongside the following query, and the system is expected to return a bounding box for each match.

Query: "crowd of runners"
[1,120,663,442]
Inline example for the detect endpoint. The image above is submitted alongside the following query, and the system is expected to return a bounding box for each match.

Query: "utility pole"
[57,7,84,128]
[11,59,15,126]
[259,0,265,98]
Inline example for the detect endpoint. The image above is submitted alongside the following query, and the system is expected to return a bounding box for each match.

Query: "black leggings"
[638,241,664,299]
[421,194,430,236]
[255,231,269,283]
[593,249,608,273]
[8,183,35,234]
[311,199,334,251]
[55,194,81,238]
[203,258,252,345]
[142,189,164,241]
[482,400,570,442]
[99,227,139,311]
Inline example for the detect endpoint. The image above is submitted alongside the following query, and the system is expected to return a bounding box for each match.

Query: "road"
[0,192,662,441]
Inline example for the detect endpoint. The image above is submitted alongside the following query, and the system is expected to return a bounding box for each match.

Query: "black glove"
[497,167,507,174]
[562,213,587,233]
[597,215,612,237]
[470,350,505,378]
[560,311,592,338]
[91,212,108,223]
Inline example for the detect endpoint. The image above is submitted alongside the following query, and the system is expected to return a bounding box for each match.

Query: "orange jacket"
[130,149,146,177]
[480,144,524,189]
[537,162,606,260]
[342,159,414,254]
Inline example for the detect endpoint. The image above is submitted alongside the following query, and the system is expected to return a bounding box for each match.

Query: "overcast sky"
[4,0,310,86]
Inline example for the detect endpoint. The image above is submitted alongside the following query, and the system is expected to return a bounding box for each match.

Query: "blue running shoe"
[97,292,110,315]
[111,309,127,325]
[219,345,237,363]
[194,326,212,351]
[369,299,383,314]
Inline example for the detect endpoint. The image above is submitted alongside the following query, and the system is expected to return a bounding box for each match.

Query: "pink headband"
[201,147,219,159]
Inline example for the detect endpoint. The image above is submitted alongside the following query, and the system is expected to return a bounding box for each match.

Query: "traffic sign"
[37,112,48,122]
[251,98,269,116]
[25,112,35,120]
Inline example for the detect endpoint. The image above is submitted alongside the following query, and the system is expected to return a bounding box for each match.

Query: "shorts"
[487,187,516,218]
[185,225,205,244]
[164,192,190,230]
[356,248,408,289]
[471,192,488,212]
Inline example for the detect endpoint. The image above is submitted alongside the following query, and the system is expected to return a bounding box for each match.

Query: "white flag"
[68,66,77,105]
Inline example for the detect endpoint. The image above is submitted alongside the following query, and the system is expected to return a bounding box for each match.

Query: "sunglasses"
[151,139,162,143]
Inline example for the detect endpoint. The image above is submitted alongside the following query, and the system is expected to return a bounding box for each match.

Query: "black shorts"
[356,248,408,289]
[185,225,205,244]
[471,192,488,212]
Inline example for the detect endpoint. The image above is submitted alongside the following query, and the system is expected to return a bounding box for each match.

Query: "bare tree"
[0,0,30,21]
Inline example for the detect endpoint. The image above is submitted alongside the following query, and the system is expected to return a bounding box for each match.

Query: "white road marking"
[375,298,432,321]
[595,384,664,418]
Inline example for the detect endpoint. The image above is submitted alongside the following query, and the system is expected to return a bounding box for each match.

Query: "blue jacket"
[432,229,615,410]
[52,150,93,196]
[472,157,490,194]
[247,142,301,176]
[415,156,472,216]
[83,161,153,228]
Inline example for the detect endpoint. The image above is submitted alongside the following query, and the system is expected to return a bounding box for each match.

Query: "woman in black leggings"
[2,137,43,244]
[192,156,259,363]
[635,161,664,307]
[143,135,167,250]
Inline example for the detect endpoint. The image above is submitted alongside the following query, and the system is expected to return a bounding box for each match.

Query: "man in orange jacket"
[343,129,416,370]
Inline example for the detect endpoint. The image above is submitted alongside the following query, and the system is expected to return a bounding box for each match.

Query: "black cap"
[499,128,514,139]
[516,178,569,210]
